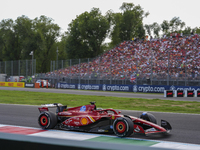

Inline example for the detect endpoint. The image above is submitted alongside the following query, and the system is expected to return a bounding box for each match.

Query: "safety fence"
[0,59,36,77]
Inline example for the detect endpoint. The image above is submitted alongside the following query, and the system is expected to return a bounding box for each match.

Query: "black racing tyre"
[139,112,157,124]
[113,117,133,137]
[38,111,57,129]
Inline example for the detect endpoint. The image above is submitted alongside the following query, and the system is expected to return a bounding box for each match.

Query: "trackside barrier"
[25,83,35,88]
[195,90,200,97]
[174,90,184,97]
[35,83,40,88]
[164,90,173,97]
[0,132,170,150]
[0,81,24,88]
[164,90,200,97]
[57,83,200,94]
[185,90,194,97]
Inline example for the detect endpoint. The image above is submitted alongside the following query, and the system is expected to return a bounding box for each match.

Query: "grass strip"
[0,90,200,114]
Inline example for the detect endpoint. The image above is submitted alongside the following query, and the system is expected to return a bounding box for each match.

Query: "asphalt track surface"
[0,87,200,145]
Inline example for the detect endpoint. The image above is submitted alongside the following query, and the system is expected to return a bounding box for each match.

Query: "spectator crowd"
[45,33,200,82]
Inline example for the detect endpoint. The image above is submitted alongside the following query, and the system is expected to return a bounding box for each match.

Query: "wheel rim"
[40,115,48,126]
[116,121,126,133]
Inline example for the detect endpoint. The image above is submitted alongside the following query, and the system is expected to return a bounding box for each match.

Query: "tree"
[161,20,170,35]
[65,8,110,59]
[182,26,192,35]
[0,19,19,61]
[56,33,67,60]
[110,2,149,45]
[65,17,91,59]
[194,27,200,34]
[108,12,122,46]
[33,15,60,73]
[144,24,153,37]
[14,15,36,60]
[151,22,161,38]
[136,23,146,39]
[169,17,185,33]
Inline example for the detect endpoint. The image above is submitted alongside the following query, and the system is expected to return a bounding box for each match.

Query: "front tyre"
[113,117,133,137]
[38,111,57,129]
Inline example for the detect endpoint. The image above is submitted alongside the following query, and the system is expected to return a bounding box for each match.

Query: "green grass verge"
[0,90,200,114]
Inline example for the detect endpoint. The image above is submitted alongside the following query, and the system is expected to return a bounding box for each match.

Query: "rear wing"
[38,103,67,113]
[41,103,63,108]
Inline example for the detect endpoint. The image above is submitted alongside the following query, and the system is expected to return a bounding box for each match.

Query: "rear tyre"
[38,111,57,129]
[113,117,133,137]
[139,112,157,124]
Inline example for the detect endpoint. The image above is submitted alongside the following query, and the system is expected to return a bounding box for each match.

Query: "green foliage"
[33,15,60,73]
[194,27,200,34]
[109,12,122,46]
[56,33,67,60]
[151,22,161,38]
[14,16,36,60]
[161,20,170,35]
[65,8,110,59]
[65,17,92,59]
[144,24,152,37]
[109,2,148,46]
[0,19,19,61]
[182,26,192,35]
[0,15,60,73]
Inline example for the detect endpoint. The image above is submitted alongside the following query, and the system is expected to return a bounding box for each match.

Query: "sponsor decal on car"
[98,129,105,132]
[74,122,80,125]
[134,126,141,132]
[87,116,95,122]
[74,117,80,121]
[81,118,88,125]
[146,128,156,132]
[64,119,72,125]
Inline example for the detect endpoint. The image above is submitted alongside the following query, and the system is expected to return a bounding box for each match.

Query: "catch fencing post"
[5,61,6,75]
[46,80,48,89]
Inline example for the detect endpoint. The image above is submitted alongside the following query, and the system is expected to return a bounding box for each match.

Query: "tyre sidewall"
[113,117,133,137]
[38,111,51,129]
[38,111,57,129]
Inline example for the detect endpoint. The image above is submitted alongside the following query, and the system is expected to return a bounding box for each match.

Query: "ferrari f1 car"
[38,102,172,137]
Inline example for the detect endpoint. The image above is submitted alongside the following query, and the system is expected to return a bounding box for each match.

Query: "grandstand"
[38,34,200,86]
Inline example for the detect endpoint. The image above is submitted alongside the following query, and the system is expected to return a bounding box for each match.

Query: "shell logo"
[81,118,88,125]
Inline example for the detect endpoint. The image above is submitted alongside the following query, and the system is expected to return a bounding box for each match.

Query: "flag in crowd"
[130,75,136,83]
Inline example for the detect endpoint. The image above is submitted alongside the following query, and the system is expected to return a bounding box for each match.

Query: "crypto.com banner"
[57,83,200,93]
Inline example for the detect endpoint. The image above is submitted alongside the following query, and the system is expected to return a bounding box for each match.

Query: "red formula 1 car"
[38,102,172,137]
